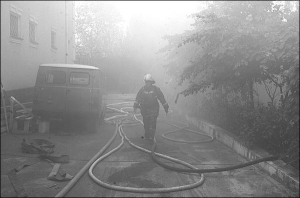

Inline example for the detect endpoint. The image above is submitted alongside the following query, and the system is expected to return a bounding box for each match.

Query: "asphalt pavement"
[1,95,298,197]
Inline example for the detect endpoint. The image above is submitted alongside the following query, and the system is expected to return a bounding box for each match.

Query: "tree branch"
[262,70,283,88]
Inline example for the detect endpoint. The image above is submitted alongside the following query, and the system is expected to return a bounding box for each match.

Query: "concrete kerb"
[185,114,299,193]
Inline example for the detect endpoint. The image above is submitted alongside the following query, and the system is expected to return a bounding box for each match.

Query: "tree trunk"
[279,86,284,108]
[248,79,254,109]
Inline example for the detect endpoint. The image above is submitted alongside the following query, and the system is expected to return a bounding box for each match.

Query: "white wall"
[1,1,75,91]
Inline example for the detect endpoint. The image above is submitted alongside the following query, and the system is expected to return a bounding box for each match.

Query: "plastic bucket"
[38,120,50,133]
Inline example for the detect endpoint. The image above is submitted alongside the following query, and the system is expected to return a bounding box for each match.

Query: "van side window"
[70,72,89,85]
[45,70,66,84]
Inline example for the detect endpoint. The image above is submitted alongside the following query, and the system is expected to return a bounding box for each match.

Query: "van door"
[65,68,92,115]
[91,70,101,115]
[35,67,67,114]
[99,71,107,116]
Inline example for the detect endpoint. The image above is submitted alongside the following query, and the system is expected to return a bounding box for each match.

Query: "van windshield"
[45,70,66,84]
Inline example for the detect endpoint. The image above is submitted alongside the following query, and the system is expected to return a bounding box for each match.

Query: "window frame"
[45,70,66,85]
[51,27,57,50]
[29,15,38,44]
[10,4,23,41]
[69,72,90,86]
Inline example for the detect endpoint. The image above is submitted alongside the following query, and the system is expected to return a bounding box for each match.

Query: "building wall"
[1,1,75,91]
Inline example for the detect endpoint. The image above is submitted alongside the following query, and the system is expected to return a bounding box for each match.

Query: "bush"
[197,92,299,170]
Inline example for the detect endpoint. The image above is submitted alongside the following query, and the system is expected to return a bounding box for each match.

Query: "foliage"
[159,1,299,169]
[161,1,299,109]
[75,2,124,58]
[75,2,148,93]
[199,90,299,169]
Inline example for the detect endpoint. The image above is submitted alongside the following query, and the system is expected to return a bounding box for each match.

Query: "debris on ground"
[7,153,72,196]
[7,163,38,197]
[38,154,69,163]
[44,160,73,181]
[21,139,55,154]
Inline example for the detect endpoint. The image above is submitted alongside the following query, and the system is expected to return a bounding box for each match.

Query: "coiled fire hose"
[56,101,280,196]
[151,119,280,173]
[88,102,205,193]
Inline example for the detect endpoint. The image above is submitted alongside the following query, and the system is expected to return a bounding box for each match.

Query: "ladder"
[1,83,10,133]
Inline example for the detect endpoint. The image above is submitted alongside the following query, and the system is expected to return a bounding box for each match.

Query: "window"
[10,14,19,38]
[29,15,38,44]
[45,70,66,84]
[51,28,57,49]
[70,72,90,85]
[10,5,22,39]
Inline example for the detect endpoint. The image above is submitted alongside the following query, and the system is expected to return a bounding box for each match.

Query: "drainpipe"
[65,1,68,63]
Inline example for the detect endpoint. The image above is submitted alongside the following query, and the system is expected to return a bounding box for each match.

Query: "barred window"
[51,30,57,49]
[10,13,19,38]
[29,22,36,43]
[10,5,22,40]
[29,16,38,44]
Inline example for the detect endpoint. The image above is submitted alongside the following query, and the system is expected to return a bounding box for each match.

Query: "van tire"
[85,116,99,133]
[99,111,105,125]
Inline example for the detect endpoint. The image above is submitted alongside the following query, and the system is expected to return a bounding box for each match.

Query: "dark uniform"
[133,84,168,140]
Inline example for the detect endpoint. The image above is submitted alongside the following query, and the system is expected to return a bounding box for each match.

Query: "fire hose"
[56,101,280,196]
[153,119,280,172]
[88,103,205,193]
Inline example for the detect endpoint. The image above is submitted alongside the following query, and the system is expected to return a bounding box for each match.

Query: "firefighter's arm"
[163,102,169,114]
[133,89,143,113]
[156,87,169,114]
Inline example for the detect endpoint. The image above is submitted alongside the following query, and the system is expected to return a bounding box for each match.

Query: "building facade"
[1,1,75,91]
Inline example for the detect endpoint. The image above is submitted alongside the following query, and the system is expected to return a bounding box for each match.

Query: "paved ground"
[1,94,298,197]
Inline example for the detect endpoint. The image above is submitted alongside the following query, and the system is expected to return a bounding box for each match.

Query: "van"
[32,63,107,133]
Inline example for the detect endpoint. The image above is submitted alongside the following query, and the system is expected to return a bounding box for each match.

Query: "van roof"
[40,63,99,70]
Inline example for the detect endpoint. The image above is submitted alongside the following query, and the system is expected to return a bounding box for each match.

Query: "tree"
[159,1,299,169]
[160,1,298,110]
[75,2,124,59]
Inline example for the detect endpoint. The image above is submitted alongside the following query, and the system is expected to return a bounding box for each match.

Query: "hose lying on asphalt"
[88,103,205,193]
[132,113,279,173]
[149,113,280,173]
[55,119,120,197]
[120,103,280,175]
[90,102,280,192]
[57,101,280,196]
[151,144,280,173]
[161,119,215,144]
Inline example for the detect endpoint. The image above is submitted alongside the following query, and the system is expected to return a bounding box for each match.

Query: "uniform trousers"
[141,107,159,140]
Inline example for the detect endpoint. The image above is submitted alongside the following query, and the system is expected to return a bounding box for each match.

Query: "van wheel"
[85,117,99,133]
[99,111,105,125]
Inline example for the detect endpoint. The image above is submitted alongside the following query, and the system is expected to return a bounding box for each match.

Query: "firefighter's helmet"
[143,74,155,84]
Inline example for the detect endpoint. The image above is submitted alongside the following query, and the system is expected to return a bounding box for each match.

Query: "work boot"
[149,128,155,140]
[144,130,150,140]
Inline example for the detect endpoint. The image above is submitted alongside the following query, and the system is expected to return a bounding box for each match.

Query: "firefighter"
[133,74,169,140]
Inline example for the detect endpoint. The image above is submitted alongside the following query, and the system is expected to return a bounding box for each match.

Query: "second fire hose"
[57,101,282,196]
[89,102,281,193]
